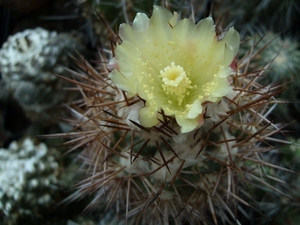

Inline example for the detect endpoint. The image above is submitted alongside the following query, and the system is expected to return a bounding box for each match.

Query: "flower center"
[160,62,192,105]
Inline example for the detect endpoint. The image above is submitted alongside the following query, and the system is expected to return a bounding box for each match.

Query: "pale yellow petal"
[210,77,232,97]
[114,41,140,76]
[186,100,202,119]
[132,12,150,31]
[195,17,215,44]
[119,23,134,42]
[169,11,179,27]
[110,70,136,94]
[139,106,158,127]
[222,27,240,65]
[152,6,174,26]
[176,116,198,133]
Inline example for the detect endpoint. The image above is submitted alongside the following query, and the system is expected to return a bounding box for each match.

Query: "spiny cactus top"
[61,5,288,225]
[110,6,240,133]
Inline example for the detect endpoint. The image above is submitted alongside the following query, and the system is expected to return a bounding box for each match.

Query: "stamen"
[160,62,192,105]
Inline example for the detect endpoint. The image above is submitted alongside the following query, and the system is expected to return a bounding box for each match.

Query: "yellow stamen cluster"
[160,62,192,105]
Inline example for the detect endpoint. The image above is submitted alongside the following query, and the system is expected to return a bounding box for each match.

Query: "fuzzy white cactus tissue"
[0,137,59,221]
[0,28,84,121]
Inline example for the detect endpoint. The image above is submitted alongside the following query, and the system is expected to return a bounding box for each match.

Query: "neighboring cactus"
[241,32,300,83]
[215,0,300,35]
[240,32,300,126]
[59,5,294,224]
[0,137,59,224]
[0,27,84,124]
[243,139,300,225]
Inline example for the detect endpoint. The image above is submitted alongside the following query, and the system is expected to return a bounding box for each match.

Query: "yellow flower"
[110,6,240,133]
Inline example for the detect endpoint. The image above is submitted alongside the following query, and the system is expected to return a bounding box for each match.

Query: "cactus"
[243,139,300,225]
[0,28,84,125]
[0,138,59,224]
[215,0,300,35]
[239,32,300,128]
[58,5,295,224]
